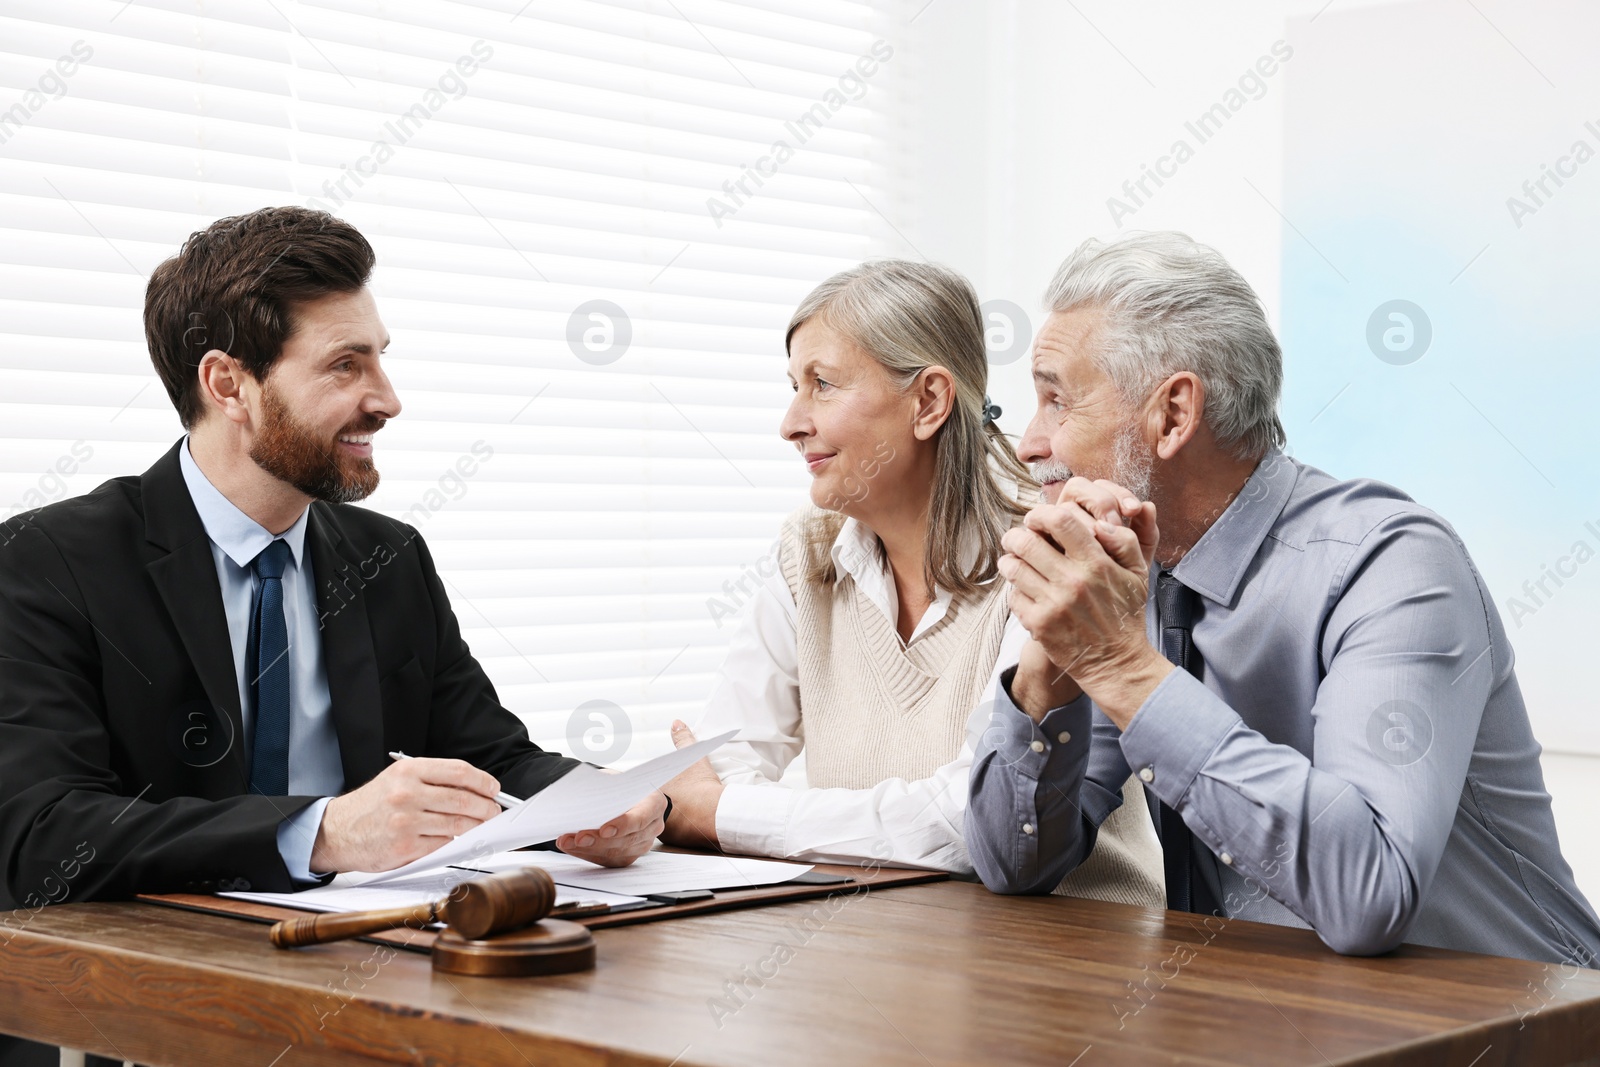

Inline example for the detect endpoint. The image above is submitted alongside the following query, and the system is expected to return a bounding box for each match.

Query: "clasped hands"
[998,477,1175,730]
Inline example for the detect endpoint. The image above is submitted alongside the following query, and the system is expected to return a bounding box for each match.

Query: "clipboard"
[136,859,948,954]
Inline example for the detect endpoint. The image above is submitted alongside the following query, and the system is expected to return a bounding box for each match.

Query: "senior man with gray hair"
[965,230,1600,967]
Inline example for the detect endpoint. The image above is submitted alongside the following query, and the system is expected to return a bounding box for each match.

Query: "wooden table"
[3,881,1598,1066]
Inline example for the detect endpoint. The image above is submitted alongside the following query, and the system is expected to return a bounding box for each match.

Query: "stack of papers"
[225,864,649,916]
[457,848,814,896]
[224,848,815,917]
[221,730,819,918]
[345,729,738,885]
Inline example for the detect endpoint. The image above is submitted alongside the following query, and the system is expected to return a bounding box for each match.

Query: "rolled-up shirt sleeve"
[1118,512,1490,955]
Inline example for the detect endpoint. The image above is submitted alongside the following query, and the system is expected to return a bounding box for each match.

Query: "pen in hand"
[387,750,523,810]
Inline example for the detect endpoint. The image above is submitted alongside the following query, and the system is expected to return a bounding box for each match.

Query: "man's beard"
[250,382,383,504]
[1030,421,1154,503]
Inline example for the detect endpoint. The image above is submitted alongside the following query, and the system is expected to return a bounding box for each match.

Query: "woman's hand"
[555,791,667,868]
[659,721,725,850]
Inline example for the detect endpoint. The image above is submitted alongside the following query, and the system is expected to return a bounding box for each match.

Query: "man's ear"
[910,365,956,442]
[1150,371,1204,461]
[196,349,254,427]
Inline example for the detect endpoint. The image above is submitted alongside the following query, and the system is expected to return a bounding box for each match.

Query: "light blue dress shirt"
[179,439,342,882]
[966,449,1600,967]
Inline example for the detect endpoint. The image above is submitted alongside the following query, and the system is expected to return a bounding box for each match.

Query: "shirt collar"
[178,436,310,571]
[830,516,887,585]
[1170,449,1299,607]
[828,515,987,643]
[828,516,985,588]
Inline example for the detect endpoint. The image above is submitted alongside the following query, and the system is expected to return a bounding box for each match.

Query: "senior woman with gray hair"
[658,259,1165,906]
[966,230,1600,967]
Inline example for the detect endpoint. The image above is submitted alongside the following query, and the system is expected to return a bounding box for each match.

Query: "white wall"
[901,0,1306,431]
[896,0,1599,903]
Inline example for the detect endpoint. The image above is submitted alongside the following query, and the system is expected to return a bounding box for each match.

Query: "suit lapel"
[142,442,251,792]
[142,440,390,796]
[307,505,387,790]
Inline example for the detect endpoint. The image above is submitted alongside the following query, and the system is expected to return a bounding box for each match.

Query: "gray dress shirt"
[966,449,1600,966]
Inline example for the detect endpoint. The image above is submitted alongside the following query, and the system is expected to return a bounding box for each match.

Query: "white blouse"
[693,516,1027,872]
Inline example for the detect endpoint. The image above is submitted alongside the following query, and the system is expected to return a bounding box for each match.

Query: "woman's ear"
[911,366,956,442]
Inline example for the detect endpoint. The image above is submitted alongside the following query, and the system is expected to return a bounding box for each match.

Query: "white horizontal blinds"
[0,0,907,764]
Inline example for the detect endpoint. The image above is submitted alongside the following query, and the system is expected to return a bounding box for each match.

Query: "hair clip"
[982,396,1002,425]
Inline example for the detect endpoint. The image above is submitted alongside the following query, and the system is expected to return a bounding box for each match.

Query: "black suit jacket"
[0,440,579,907]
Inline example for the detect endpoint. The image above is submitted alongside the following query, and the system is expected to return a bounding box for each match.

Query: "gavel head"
[440,867,557,940]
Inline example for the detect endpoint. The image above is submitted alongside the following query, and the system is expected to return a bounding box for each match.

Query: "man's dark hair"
[144,206,375,428]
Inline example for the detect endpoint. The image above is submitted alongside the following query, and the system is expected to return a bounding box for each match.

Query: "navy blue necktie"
[248,539,292,796]
[1154,570,1218,914]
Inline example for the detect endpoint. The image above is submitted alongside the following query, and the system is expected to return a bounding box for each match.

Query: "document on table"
[223,865,647,917]
[455,848,815,897]
[344,730,738,885]
[222,849,814,917]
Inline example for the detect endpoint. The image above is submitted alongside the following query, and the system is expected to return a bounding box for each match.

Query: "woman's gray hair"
[786,259,1036,596]
[1043,231,1286,460]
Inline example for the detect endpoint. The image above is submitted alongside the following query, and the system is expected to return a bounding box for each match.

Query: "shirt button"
[1138,767,1155,783]
[1030,740,1045,753]
[1057,731,1072,744]
[1220,852,1234,866]
[1022,823,1035,835]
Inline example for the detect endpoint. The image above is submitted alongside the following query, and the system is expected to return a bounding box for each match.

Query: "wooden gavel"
[270,867,557,949]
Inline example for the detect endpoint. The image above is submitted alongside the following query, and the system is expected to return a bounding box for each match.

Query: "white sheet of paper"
[223,865,645,915]
[456,848,815,896]
[344,729,738,885]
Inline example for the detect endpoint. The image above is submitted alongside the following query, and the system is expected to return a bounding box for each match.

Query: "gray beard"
[1030,422,1153,503]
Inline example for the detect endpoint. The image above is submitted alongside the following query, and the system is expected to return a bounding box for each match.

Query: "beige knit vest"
[779,508,1166,908]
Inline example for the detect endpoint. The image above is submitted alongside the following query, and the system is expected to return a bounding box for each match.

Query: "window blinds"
[0,0,905,766]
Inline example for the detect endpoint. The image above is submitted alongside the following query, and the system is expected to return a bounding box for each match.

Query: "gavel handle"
[270,902,440,949]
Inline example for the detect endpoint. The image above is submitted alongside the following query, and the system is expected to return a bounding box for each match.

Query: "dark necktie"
[1154,570,1218,914]
[248,539,292,796]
